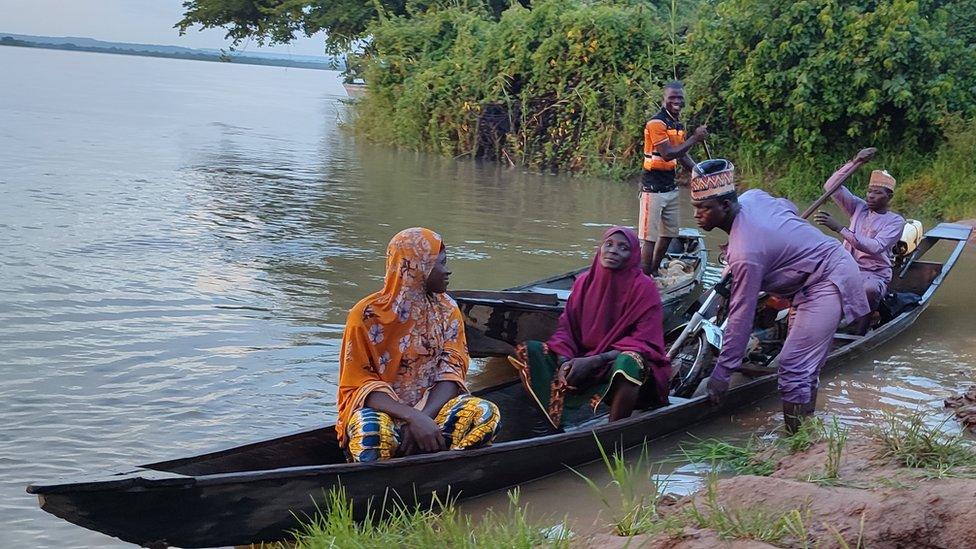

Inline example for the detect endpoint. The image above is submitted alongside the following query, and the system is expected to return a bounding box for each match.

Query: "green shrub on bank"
[687,0,976,157]
[351,0,976,219]
[683,0,976,218]
[355,0,683,179]
[894,116,976,220]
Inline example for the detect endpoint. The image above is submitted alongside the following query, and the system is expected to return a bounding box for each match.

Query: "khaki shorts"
[638,190,680,242]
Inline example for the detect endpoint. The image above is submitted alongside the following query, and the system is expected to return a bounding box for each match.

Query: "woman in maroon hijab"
[508,227,671,429]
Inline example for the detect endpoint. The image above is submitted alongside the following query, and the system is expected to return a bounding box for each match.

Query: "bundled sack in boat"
[944,386,976,433]
[655,259,694,289]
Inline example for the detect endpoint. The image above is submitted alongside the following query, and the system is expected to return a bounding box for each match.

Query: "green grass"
[571,437,672,536]
[678,437,778,476]
[780,417,824,454]
[679,418,830,477]
[725,117,976,222]
[893,116,976,221]
[284,487,571,548]
[681,477,810,546]
[872,411,976,471]
[574,439,814,546]
[823,417,850,480]
[682,417,858,486]
[802,417,851,485]
[571,413,976,546]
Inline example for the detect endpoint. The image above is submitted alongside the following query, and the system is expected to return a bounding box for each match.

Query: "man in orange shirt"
[640,82,708,276]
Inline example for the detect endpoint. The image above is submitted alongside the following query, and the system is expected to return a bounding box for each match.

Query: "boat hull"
[342,83,367,99]
[34,300,921,548]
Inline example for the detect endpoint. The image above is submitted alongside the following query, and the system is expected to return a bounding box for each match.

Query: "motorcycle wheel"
[669,332,715,398]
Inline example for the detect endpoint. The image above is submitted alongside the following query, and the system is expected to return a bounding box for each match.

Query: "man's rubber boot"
[801,387,819,416]
[783,400,806,435]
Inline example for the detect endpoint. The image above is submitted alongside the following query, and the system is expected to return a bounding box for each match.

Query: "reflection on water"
[0,46,974,547]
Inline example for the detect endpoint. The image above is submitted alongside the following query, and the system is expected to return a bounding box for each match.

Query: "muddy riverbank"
[585,417,976,549]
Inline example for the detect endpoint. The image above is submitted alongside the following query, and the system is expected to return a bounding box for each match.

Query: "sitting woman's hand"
[565,355,605,389]
[555,359,575,390]
[399,410,447,456]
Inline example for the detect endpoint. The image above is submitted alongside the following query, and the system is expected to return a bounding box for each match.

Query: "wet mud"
[586,436,976,548]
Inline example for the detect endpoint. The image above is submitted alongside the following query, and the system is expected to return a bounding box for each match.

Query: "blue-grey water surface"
[1,46,973,547]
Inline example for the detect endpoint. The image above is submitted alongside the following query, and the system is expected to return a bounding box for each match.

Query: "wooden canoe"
[452,228,721,357]
[26,223,971,548]
[342,82,367,99]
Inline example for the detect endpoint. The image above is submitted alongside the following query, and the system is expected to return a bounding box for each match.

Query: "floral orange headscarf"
[335,228,468,446]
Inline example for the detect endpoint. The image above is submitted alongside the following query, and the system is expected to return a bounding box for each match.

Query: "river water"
[0,46,973,547]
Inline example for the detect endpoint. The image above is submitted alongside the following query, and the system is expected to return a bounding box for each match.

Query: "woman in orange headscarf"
[336,228,500,462]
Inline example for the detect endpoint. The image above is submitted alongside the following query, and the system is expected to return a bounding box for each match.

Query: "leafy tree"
[177,0,528,54]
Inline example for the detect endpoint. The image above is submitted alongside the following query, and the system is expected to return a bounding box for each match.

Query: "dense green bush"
[178,1,976,217]
[686,0,976,157]
[347,0,976,218]
[355,0,682,178]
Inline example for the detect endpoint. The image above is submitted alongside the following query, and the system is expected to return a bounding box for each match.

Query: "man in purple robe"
[814,169,905,333]
[690,158,870,433]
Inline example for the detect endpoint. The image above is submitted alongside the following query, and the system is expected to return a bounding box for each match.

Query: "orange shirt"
[643,109,685,172]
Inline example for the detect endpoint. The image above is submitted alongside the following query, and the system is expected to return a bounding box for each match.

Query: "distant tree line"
[0,36,333,71]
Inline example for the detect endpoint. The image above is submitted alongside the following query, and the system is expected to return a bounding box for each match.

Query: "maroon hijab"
[547,227,671,402]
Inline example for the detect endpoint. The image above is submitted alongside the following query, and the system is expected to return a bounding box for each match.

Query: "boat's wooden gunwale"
[454,232,711,356]
[28,295,929,496]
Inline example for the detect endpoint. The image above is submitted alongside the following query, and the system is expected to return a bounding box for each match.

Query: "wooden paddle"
[702,139,712,160]
[799,147,877,220]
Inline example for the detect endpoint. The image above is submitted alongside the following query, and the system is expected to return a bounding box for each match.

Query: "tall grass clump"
[285,486,570,548]
[894,116,976,220]
[679,437,777,476]
[572,438,670,536]
[873,411,976,471]
[682,478,809,545]
[822,417,850,480]
[781,417,824,454]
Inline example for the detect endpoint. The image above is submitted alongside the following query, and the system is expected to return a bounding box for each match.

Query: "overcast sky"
[0,0,328,55]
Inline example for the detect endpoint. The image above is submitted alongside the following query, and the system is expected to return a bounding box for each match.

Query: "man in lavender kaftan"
[815,169,904,332]
[690,158,870,433]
